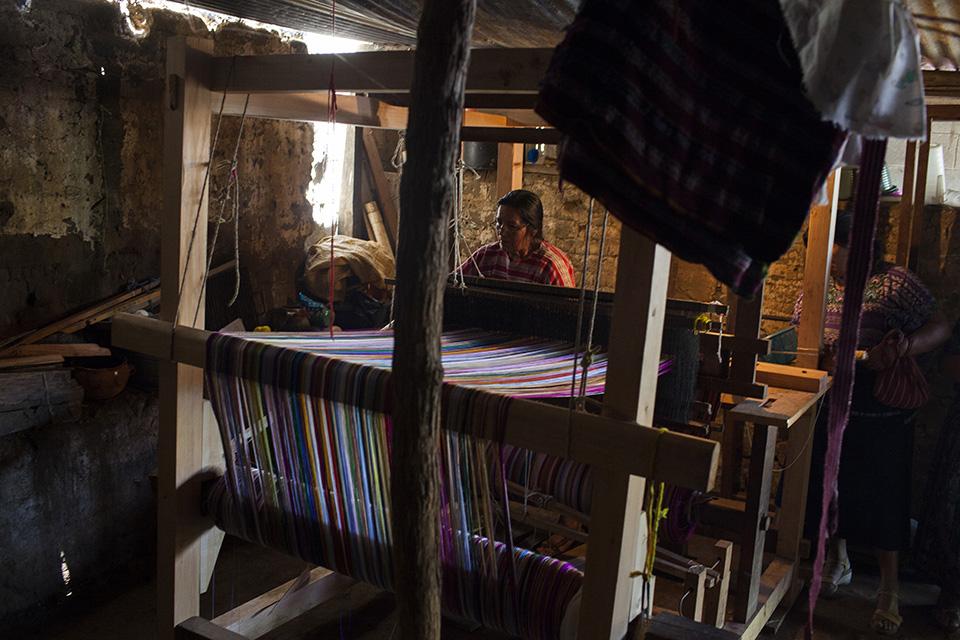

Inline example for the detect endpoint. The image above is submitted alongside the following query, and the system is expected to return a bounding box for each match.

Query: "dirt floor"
[8,538,952,640]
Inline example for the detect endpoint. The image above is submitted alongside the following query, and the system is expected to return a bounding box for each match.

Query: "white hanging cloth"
[780,0,927,140]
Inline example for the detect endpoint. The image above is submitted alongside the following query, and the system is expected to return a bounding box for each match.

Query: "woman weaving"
[459,189,576,287]
[795,211,950,636]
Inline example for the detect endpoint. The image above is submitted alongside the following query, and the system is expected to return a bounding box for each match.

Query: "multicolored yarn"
[204,329,599,638]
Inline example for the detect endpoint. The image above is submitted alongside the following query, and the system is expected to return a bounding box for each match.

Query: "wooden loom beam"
[578,229,672,639]
[390,0,477,637]
[210,47,552,95]
[797,170,839,369]
[158,36,212,640]
[112,312,719,492]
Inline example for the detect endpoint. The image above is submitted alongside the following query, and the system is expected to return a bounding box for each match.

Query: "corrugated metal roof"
[180,0,574,47]
[181,0,960,68]
[910,0,960,70]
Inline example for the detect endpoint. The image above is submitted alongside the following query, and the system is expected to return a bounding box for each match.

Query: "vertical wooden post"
[908,125,932,271]
[895,142,917,266]
[496,143,523,196]
[578,228,671,639]
[391,1,476,639]
[728,290,765,396]
[733,424,777,622]
[797,170,839,369]
[159,36,212,640]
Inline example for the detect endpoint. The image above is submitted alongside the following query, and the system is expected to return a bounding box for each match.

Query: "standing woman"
[914,320,960,631]
[796,212,950,635]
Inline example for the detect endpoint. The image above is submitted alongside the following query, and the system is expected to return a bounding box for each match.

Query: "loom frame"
[120,35,838,640]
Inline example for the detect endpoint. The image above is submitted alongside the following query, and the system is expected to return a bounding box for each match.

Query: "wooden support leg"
[694,540,733,629]
[681,565,707,623]
[159,36,212,640]
[578,229,671,639]
[391,2,476,639]
[720,415,743,498]
[776,405,817,608]
[496,142,523,195]
[733,424,777,623]
[797,170,838,369]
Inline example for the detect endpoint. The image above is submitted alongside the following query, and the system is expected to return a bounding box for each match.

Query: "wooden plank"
[727,292,765,390]
[175,618,247,640]
[0,355,64,370]
[157,36,212,640]
[699,375,768,400]
[698,333,771,357]
[210,47,552,95]
[909,125,932,272]
[895,142,917,266]
[925,70,960,96]
[578,229,671,639]
[733,424,777,623]
[692,539,733,629]
[213,567,350,639]
[719,412,743,498]
[681,565,707,623]
[111,313,720,492]
[724,559,795,640]
[797,169,839,368]
[775,405,817,563]
[726,387,824,430]
[199,401,224,595]
[463,126,560,144]
[647,612,739,640]
[754,362,829,394]
[0,280,160,354]
[361,129,400,251]
[508,502,589,543]
[496,142,523,197]
[9,343,111,358]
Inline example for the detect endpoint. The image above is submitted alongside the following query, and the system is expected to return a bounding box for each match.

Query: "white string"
[576,207,609,408]
[173,57,235,330]
[194,93,251,325]
[567,198,595,415]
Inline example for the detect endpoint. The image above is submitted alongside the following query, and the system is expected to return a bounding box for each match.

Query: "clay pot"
[72,358,134,401]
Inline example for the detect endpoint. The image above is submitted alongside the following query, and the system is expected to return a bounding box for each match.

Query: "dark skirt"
[914,393,960,595]
[805,368,915,551]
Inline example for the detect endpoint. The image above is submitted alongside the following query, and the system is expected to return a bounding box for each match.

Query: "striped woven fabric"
[203,329,616,639]
[536,0,844,297]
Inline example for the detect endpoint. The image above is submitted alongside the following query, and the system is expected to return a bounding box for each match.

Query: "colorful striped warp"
[204,329,607,639]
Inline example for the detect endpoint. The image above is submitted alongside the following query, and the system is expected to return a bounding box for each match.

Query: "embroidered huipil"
[793,265,936,350]
[458,241,576,288]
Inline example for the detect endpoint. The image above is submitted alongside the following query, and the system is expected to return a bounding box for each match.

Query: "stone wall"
[0,0,316,622]
[0,0,316,336]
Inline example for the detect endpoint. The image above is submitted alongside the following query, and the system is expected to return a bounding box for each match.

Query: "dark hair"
[497,189,544,241]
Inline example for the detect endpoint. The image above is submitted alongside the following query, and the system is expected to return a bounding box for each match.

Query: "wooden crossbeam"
[210,48,553,94]
[111,312,719,492]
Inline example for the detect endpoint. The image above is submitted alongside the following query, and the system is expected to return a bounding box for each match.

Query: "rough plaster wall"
[0,0,316,335]
[0,391,159,621]
[0,0,315,621]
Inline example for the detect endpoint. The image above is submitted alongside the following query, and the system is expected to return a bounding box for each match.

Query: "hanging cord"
[172,56,235,331]
[326,0,339,339]
[391,130,406,171]
[576,206,609,409]
[451,159,467,289]
[565,198,594,456]
[193,93,251,326]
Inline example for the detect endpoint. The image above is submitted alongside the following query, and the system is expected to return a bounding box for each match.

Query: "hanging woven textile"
[203,329,603,639]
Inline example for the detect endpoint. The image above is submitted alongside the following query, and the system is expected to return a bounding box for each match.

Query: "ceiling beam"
[210,48,553,94]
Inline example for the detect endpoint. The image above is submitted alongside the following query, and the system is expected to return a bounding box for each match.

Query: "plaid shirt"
[458,241,576,287]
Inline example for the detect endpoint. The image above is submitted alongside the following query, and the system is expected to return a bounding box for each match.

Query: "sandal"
[870,590,902,637]
[934,606,960,633]
[820,558,852,598]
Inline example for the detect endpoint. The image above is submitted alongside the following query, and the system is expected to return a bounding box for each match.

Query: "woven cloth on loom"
[203,329,605,639]
[536,0,844,297]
